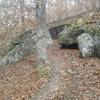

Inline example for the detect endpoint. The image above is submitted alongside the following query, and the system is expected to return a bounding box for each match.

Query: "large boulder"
[0,29,37,67]
[93,36,100,58]
[77,33,95,58]
[58,25,85,47]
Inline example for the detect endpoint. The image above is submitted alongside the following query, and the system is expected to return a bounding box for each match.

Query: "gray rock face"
[58,26,84,47]
[77,33,95,58]
[93,36,100,58]
[0,29,37,67]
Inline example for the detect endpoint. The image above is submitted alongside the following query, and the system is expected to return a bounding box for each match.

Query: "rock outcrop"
[58,25,85,47]
[58,19,100,59]
[77,33,100,58]
[77,33,95,58]
[93,36,100,58]
[0,29,37,67]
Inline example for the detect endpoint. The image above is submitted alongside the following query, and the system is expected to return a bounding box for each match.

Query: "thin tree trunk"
[35,0,52,64]
[19,0,25,31]
[96,0,100,10]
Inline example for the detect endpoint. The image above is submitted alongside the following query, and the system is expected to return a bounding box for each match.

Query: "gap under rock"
[60,43,79,49]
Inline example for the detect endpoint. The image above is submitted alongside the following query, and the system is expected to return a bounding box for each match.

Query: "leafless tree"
[96,0,100,10]
[35,0,52,64]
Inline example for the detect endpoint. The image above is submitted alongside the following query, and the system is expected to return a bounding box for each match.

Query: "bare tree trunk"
[96,0,100,10]
[64,0,68,18]
[19,0,25,31]
[35,0,52,64]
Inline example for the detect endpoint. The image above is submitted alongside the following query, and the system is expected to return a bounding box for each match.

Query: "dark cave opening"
[60,43,79,49]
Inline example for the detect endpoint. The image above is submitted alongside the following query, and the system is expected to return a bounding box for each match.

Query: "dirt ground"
[48,40,100,100]
[0,53,48,100]
[0,40,100,100]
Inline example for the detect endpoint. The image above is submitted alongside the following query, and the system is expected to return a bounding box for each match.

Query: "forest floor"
[0,40,100,100]
[48,40,100,100]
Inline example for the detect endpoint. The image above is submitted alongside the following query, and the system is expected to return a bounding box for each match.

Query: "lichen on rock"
[0,29,37,67]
